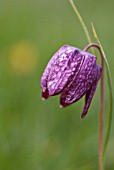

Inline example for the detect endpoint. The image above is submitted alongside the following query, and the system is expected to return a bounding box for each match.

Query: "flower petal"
[41,45,85,98]
[81,65,102,118]
[42,89,49,100]
[40,45,69,99]
[47,48,85,96]
[60,53,97,107]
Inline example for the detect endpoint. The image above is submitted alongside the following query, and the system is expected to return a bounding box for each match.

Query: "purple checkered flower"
[40,45,102,118]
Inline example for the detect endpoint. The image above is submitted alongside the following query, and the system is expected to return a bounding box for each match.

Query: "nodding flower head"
[40,45,102,118]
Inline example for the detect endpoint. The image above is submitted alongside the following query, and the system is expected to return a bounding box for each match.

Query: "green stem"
[83,43,104,170]
[91,23,113,158]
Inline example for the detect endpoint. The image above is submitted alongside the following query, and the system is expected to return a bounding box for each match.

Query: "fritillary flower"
[40,45,102,118]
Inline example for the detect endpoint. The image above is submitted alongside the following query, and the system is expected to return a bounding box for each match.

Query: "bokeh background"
[0,0,113,169]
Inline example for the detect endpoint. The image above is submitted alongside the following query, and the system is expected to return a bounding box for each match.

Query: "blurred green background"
[0,0,113,170]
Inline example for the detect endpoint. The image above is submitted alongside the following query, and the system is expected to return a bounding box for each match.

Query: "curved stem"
[91,23,113,158]
[83,43,104,170]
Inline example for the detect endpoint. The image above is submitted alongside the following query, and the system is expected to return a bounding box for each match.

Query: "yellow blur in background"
[9,42,37,74]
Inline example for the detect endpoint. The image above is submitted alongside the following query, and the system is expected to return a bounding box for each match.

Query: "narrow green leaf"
[69,0,95,55]
[69,0,113,159]
[69,0,113,157]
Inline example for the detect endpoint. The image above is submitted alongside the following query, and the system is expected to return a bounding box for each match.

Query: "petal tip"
[80,114,85,119]
[60,104,64,108]
[42,97,46,101]
[42,90,49,100]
